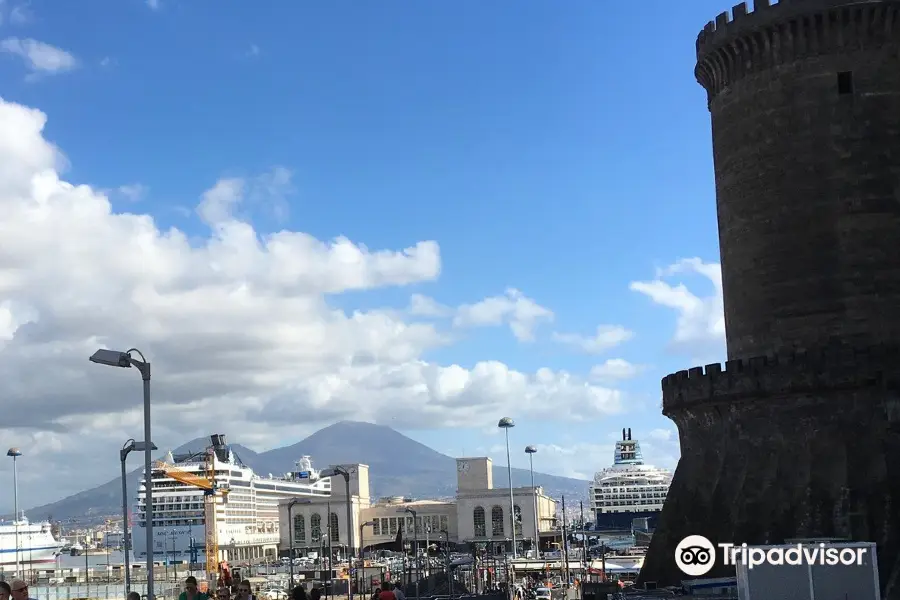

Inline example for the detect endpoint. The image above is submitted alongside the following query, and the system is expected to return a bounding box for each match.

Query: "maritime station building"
[277,457,558,557]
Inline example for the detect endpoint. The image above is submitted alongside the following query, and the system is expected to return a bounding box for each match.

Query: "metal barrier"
[27,582,182,600]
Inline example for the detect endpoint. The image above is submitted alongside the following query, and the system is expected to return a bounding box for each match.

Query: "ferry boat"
[130,434,331,563]
[0,516,63,566]
[588,428,672,531]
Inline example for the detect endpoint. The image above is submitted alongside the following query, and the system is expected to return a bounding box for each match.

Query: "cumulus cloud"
[589,358,642,382]
[553,325,633,354]
[0,97,625,507]
[453,288,553,342]
[0,38,77,78]
[630,258,725,358]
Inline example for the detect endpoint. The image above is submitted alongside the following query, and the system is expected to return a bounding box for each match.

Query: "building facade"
[454,457,557,554]
[277,456,557,557]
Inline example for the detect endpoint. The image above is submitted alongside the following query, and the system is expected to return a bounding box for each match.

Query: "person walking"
[9,580,36,600]
[377,584,395,600]
[178,576,209,600]
[391,582,405,600]
[290,585,307,600]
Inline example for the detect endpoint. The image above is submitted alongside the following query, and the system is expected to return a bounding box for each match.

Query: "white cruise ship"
[588,428,673,530]
[131,434,331,562]
[0,516,63,566]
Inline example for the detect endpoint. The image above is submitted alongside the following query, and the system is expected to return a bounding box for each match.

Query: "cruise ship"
[0,516,63,566]
[131,434,331,563]
[588,428,673,530]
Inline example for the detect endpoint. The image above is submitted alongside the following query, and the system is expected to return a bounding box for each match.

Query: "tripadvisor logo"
[675,535,869,576]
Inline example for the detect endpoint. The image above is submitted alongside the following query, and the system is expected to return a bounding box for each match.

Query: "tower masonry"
[639,1,900,596]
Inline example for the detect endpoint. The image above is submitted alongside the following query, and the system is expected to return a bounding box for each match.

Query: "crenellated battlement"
[662,343,900,413]
[695,0,900,101]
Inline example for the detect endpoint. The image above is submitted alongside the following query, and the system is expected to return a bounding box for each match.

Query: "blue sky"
[0,0,733,504]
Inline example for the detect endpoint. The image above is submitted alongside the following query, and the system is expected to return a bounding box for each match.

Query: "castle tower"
[639,1,900,594]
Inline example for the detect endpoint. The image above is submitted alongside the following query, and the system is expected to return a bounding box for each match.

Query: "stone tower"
[638,0,900,595]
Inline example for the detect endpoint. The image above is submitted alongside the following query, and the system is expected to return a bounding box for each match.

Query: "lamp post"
[90,347,156,600]
[497,418,517,559]
[440,530,452,600]
[7,447,22,577]
[319,466,355,600]
[287,498,313,589]
[358,521,374,595]
[399,507,419,600]
[121,439,157,594]
[524,446,539,558]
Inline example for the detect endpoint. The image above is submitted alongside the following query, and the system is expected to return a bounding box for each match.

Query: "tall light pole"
[90,347,155,599]
[287,498,312,589]
[121,439,157,594]
[319,466,355,600]
[525,446,539,558]
[7,448,22,577]
[497,417,517,559]
[398,507,420,600]
[358,520,374,595]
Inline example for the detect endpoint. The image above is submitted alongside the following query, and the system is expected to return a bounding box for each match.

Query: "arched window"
[310,513,322,543]
[294,514,306,542]
[329,512,340,542]
[514,505,523,536]
[473,506,486,537]
[491,506,504,537]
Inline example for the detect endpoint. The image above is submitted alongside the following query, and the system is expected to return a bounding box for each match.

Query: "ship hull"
[0,523,62,566]
[592,510,661,531]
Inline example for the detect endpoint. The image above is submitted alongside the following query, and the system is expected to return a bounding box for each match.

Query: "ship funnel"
[628,428,632,440]
[210,434,229,462]
[622,428,626,441]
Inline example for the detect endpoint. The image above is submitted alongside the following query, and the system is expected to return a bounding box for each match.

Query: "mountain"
[24,421,591,521]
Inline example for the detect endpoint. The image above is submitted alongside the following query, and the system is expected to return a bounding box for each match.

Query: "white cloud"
[1,38,77,78]
[453,288,553,342]
[0,97,626,508]
[630,258,725,357]
[553,325,633,354]
[589,358,641,382]
[488,431,680,481]
[146,0,161,10]
[117,183,148,202]
[408,294,453,318]
[197,167,293,226]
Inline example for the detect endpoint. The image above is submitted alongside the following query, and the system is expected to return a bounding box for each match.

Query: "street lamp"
[497,417,517,559]
[7,448,22,577]
[90,347,156,599]
[358,521,374,595]
[121,439,157,594]
[525,446,539,558]
[319,466,355,600]
[439,530,452,600]
[398,507,420,600]
[287,498,313,589]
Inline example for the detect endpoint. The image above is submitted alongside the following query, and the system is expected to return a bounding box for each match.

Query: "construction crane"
[155,444,230,585]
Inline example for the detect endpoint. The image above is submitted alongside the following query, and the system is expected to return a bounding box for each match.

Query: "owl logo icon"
[675,535,716,576]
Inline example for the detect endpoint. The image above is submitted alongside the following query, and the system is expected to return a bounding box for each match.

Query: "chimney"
[210,434,229,462]
[627,428,632,441]
[622,428,626,441]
